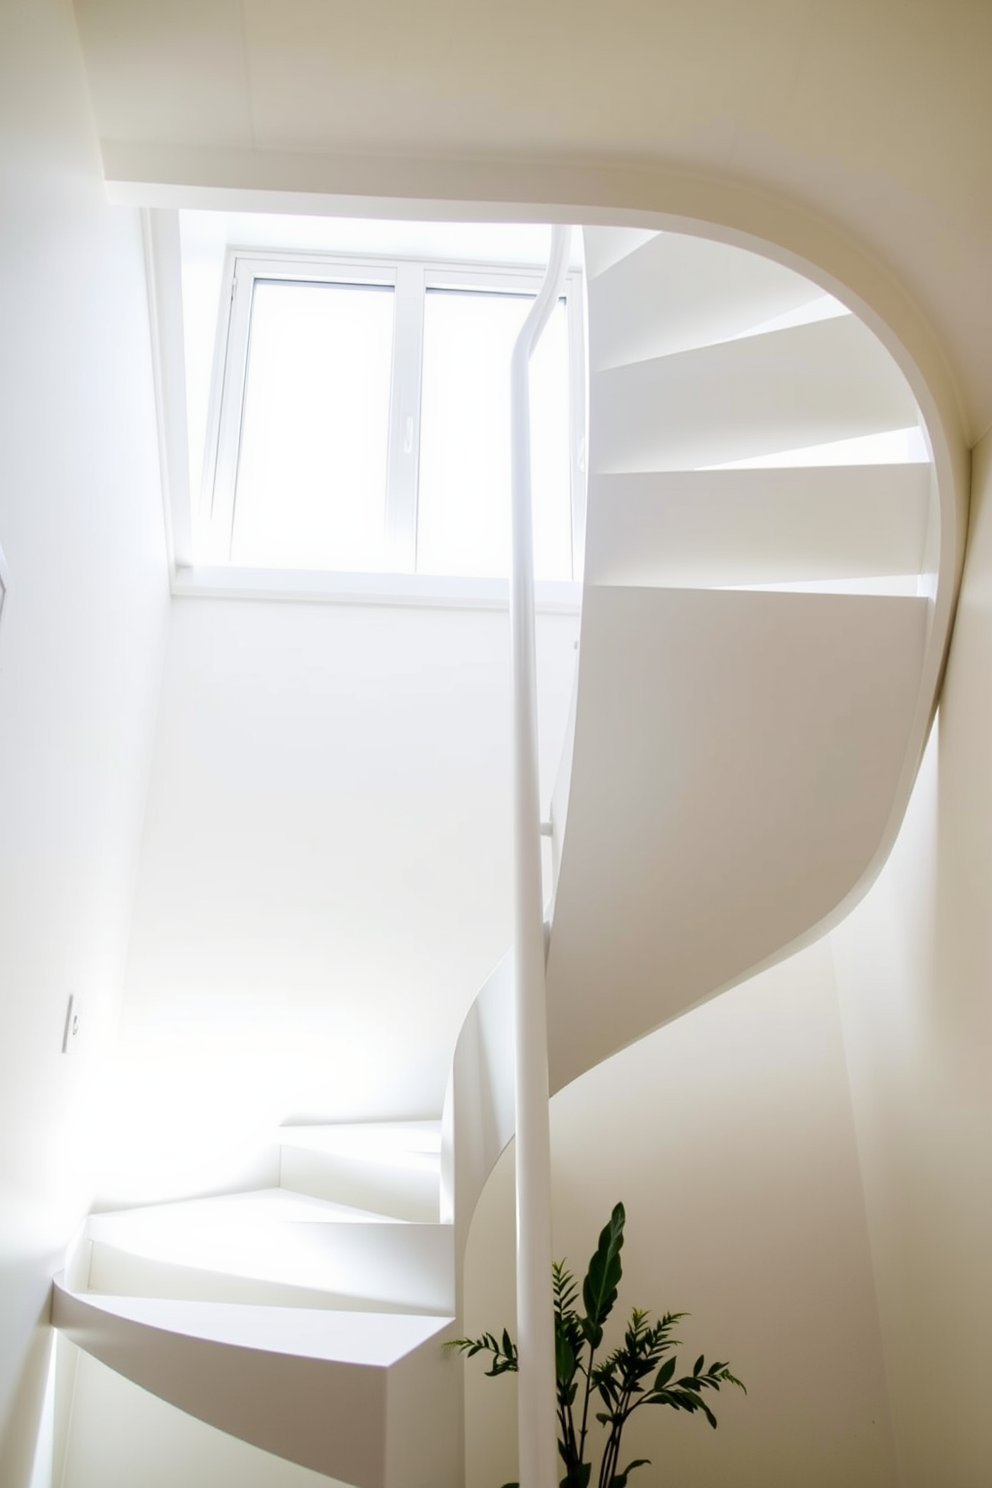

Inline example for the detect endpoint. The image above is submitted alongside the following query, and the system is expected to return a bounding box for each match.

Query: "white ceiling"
[72,0,992,443]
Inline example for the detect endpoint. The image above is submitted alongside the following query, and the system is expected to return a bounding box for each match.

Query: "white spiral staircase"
[53,224,951,1487]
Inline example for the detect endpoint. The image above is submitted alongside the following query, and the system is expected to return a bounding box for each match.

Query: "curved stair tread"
[591,314,919,473]
[55,1285,452,1363]
[86,1190,454,1314]
[54,1283,460,1488]
[581,225,658,280]
[587,227,829,372]
[87,1242,432,1313]
[90,1188,399,1237]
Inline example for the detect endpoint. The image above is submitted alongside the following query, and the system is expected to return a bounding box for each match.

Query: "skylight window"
[186,216,585,584]
[232,280,394,570]
[417,288,571,580]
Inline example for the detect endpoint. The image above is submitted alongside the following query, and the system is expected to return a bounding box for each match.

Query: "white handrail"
[509,223,570,1488]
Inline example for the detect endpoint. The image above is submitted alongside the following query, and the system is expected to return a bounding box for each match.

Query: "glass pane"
[417,291,572,580]
[231,280,394,570]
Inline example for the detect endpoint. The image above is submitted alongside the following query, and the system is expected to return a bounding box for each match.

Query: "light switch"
[62,995,80,1054]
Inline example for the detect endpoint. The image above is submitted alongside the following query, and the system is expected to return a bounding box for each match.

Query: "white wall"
[833,431,992,1488]
[60,1346,345,1488]
[0,0,170,1481]
[464,941,898,1488]
[101,597,578,1205]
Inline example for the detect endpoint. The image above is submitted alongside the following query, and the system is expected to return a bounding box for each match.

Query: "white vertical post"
[509,224,570,1488]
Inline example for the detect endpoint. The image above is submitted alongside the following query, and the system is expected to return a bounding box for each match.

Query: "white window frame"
[197,248,587,581]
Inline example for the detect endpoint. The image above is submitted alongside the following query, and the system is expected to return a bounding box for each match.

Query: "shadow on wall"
[0,1307,54,1488]
[462,936,897,1488]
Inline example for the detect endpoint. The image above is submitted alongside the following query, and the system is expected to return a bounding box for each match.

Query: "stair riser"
[88,1241,443,1314]
[590,317,918,473]
[587,229,825,372]
[281,1144,440,1222]
[584,466,932,589]
[87,1221,455,1314]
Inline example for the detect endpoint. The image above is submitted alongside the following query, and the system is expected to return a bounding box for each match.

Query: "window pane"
[417,291,572,580]
[231,280,394,570]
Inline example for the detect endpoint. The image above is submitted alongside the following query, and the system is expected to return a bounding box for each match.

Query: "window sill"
[171,565,582,613]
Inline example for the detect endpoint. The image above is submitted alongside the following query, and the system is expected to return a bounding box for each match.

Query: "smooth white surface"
[446,951,517,1274]
[86,1190,455,1312]
[831,430,992,1488]
[71,0,992,444]
[465,943,900,1488]
[4,8,980,1488]
[585,466,931,589]
[508,226,569,1488]
[57,1286,450,1364]
[171,566,582,609]
[90,1187,390,1230]
[62,1346,345,1488]
[103,598,578,1206]
[0,2,170,1483]
[278,1121,441,1165]
[54,1283,460,1488]
[587,229,833,371]
[547,586,928,1092]
[591,315,919,474]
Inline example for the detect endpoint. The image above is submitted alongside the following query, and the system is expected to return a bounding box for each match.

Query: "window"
[198,246,585,583]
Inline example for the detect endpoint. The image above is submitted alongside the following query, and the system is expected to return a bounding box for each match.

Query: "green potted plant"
[451,1202,744,1488]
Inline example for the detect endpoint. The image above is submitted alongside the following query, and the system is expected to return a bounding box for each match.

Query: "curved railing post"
[509,224,570,1488]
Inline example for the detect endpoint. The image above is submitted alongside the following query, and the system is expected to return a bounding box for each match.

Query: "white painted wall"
[464,941,898,1488]
[101,597,577,1206]
[833,431,992,1488]
[61,1346,346,1488]
[0,0,170,1482]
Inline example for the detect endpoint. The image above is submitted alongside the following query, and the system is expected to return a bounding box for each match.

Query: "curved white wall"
[464,939,899,1488]
[832,429,992,1488]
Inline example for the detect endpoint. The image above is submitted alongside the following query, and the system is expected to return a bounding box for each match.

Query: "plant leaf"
[581,1202,625,1347]
[654,1357,676,1390]
[556,1328,576,1385]
[610,1459,650,1488]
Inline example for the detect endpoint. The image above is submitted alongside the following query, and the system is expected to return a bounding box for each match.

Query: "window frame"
[198,247,587,580]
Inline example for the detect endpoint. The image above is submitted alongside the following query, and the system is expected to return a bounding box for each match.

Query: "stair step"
[587,229,831,371]
[278,1120,441,1169]
[590,315,919,473]
[277,1122,442,1222]
[86,1189,454,1313]
[53,1283,459,1488]
[584,465,932,590]
[57,1287,450,1362]
[581,225,659,280]
[88,1241,423,1313]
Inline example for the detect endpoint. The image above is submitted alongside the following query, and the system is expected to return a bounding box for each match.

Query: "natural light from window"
[232,281,395,570]
[417,290,571,580]
[179,213,585,587]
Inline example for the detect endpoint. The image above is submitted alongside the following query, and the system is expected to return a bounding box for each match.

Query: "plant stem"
[577,1348,596,1467]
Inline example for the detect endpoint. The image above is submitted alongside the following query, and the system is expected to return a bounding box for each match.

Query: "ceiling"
[72,0,992,443]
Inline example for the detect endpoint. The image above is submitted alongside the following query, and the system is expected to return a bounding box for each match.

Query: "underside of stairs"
[53,222,956,1488]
